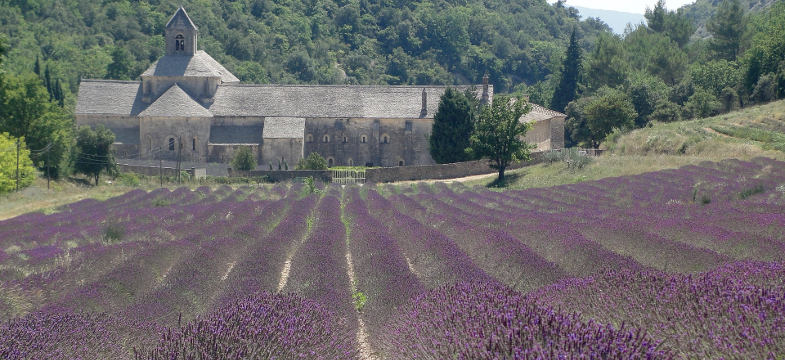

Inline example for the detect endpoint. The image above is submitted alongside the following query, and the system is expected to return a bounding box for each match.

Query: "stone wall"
[304,117,434,168]
[117,163,204,178]
[140,116,211,162]
[261,138,303,170]
[365,152,545,183]
[207,144,261,164]
[228,169,331,182]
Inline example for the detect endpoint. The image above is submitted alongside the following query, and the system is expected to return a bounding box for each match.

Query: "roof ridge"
[80,79,140,84]
[139,83,212,117]
[165,7,197,29]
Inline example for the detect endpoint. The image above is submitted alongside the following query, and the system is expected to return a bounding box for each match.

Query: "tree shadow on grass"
[486,172,523,188]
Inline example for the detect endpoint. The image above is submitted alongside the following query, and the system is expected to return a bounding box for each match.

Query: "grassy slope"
[465,99,785,189]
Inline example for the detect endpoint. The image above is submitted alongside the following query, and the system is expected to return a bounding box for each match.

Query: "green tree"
[0,133,36,193]
[467,95,532,184]
[550,29,582,113]
[584,33,628,92]
[296,152,328,170]
[707,0,744,61]
[564,96,592,147]
[430,88,475,163]
[231,146,257,172]
[626,72,669,128]
[0,74,73,178]
[644,0,667,33]
[584,87,637,147]
[74,125,115,185]
[106,46,133,80]
[685,87,722,118]
[689,60,741,97]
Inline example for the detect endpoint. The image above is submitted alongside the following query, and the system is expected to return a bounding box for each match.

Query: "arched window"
[323,134,330,143]
[399,160,405,166]
[168,138,175,151]
[306,134,313,143]
[381,134,389,144]
[348,159,354,166]
[175,34,185,51]
[343,136,348,143]
[328,158,334,167]
[361,135,367,143]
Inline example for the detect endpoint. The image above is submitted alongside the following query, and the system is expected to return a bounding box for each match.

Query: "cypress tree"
[34,56,41,76]
[429,88,475,164]
[550,28,582,113]
[44,65,52,100]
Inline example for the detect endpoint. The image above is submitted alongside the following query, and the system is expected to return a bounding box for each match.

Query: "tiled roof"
[138,84,213,118]
[75,80,146,116]
[140,51,239,83]
[520,103,566,123]
[208,84,490,119]
[166,7,197,29]
[209,125,262,144]
[262,117,305,139]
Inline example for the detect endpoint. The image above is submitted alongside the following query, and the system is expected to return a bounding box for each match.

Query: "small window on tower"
[306,134,313,143]
[168,138,175,151]
[382,135,389,144]
[361,135,367,143]
[175,34,185,51]
[192,138,196,151]
[323,135,330,143]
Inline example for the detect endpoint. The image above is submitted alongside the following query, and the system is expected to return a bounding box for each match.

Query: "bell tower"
[165,7,198,56]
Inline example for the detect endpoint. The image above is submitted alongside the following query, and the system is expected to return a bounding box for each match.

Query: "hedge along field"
[1,158,785,359]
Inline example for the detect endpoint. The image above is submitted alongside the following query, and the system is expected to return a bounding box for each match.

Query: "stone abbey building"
[76,7,564,168]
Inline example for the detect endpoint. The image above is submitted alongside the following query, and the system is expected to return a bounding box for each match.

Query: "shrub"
[296,152,327,170]
[116,173,140,187]
[751,73,777,104]
[231,146,256,172]
[103,223,125,242]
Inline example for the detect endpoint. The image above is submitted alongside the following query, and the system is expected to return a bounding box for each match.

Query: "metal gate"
[331,169,366,184]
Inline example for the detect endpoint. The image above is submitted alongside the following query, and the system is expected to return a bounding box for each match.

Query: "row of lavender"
[1,158,784,358]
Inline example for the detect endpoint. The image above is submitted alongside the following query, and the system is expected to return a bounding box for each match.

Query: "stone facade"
[75,7,565,168]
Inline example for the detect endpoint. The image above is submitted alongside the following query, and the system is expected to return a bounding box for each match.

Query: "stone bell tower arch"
[165,7,198,56]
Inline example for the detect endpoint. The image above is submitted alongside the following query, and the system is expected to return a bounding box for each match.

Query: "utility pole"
[15,139,20,192]
[159,159,163,188]
[176,136,182,184]
[46,146,50,190]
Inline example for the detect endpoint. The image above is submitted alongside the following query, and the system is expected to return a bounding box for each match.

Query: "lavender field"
[2,157,785,359]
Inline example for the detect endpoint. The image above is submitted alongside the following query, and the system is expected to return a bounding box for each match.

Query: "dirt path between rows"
[392,171,498,185]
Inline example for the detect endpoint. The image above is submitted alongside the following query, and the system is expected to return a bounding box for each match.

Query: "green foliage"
[739,184,765,199]
[430,88,475,163]
[0,0,608,94]
[689,60,742,97]
[103,223,125,243]
[584,87,637,147]
[231,146,256,172]
[626,72,669,128]
[645,1,694,48]
[751,73,777,104]
[550,29,582,113]
[352,290,367,312]
[106,46,133,80]
[707,0,745,60]
[303,176,321,195]
[685,87,722,118]
[297,152,327,170]
[116,172,139,187]
[0,73,72,178]
[467,95,532,183]
[0,133,36,193]
[625,29,688,86]
[584,33,627,92]
[74,125,115,186]
[564,96,592,147]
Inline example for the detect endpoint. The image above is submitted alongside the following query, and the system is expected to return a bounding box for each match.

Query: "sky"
[549,0,696,14]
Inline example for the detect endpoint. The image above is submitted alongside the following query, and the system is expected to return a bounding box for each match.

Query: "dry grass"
[464,100,785,190]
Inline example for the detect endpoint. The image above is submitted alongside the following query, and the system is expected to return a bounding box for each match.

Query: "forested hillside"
[680,0,776,38]
[0,0,609,100]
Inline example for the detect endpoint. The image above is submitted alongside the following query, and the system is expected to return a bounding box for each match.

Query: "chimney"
[420,88,427,117]
[481,73,489,104]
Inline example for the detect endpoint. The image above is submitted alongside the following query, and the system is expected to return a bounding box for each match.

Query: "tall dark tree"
[43,65,52,100]
[550,28,582,113]
[33,56,40,76]
[708,0,744,61]
[74,125,115,185]
[106,46,133,80]
[467,95,532,184]
[430,88,475,163]
[644,0,667,33]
